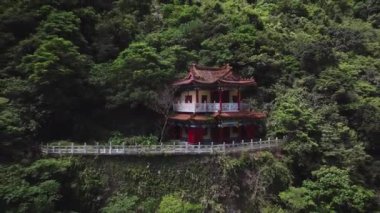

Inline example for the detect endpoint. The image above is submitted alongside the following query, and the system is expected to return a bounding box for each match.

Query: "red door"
[211,127,219,142]
[223,127,230,142]
[188,127,204,144]
[244,125,256,140]
[217,127,231,143]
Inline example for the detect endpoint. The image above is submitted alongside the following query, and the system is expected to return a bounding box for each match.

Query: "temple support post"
[218,87,222,112]
[237,87,240,110]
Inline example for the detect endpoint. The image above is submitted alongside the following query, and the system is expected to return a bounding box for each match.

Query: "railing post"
[250,139,253,148]
[241,139,244,145]
[198,142,201,153]
[96,142,99,155]
[84,142,87,154]
[275,137,278,146]
[135,143,137,153]
[123,143,125,154]
[173,142,176,151]
[185,142,188,153]
[259,139,261,150]
[161,143,163,153]
[58,142,61,155]
[232,141,235,147]
[223,142,226,153]
[211,142,214,153]
[71,142,74,154]
[109,142,112,154]
[268,137,270,148]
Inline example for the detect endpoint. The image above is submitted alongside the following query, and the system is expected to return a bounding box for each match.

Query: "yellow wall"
[198,90,211,103]
[178,89,238,103]
[178,90,195,103]
[229,89,238,102]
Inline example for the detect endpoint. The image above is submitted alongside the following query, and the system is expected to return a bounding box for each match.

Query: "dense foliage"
[0,0,379,212]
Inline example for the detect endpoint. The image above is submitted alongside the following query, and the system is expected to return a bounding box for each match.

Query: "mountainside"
[0,0,379,212]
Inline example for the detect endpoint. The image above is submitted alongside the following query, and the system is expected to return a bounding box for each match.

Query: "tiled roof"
[216,112,267,119]
[173,64,256,86]
[168,113,213,121]
[168,112,266,122]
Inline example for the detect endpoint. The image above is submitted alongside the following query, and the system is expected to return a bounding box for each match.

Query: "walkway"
[41,137,285,156]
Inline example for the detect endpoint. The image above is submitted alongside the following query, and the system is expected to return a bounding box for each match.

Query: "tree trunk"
[159,116,169,143]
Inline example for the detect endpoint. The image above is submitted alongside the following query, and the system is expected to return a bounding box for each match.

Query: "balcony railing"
[173,103,250,112]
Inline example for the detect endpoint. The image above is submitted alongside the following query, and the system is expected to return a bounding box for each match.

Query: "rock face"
[77,152,290,212]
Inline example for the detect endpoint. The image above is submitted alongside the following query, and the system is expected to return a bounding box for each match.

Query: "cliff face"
[0,152,290,212]
[75,152,290,212]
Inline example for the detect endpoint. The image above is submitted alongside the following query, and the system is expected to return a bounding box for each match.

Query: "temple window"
[201,95,207,103]
[185,95,192,103]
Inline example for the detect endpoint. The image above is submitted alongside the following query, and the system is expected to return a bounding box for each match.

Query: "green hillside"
[0,0,379,212]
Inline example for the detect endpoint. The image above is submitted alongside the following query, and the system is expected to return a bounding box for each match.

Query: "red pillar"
[196,127,204,143]
[245,125,255,140]
[238,125,242,141]
[196,88,199,103]
[178,126,182,139]
[218,88,222,112]
[237,88,241,110]
[188,128,195,144]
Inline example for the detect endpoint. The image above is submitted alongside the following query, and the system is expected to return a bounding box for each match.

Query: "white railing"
[41,137,285,156]
[195,103,219,112]
[173,103,250,112]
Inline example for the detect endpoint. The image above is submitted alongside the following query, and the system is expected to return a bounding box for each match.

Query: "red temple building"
[168,64,266,144]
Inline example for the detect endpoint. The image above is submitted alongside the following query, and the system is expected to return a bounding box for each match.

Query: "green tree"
[269,89,321,175]
[158,194,203,213]
[297,41,336,74]
[17,37,94,139]
[280,166,376,212]
[0,158,74,212]
[101,193,139,213]
[93,12,137,61]
[37,11,84,44]
[93,42,176,108]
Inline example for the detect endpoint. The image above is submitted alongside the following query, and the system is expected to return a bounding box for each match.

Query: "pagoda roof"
[173,64,256,87]
[216,112,267,120]
[168,114,214,122]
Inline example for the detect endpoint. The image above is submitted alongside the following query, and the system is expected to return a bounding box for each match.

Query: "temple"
[168,64,266,144]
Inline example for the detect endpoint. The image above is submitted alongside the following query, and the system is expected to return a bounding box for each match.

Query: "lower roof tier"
[168,112,266,123]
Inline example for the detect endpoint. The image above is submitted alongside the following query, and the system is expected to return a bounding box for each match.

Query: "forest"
[0,0,379,212]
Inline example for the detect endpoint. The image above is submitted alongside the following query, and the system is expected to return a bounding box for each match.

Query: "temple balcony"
[172,102,250,113]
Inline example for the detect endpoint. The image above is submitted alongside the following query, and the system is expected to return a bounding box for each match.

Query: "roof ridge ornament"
[173,63,256,87]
